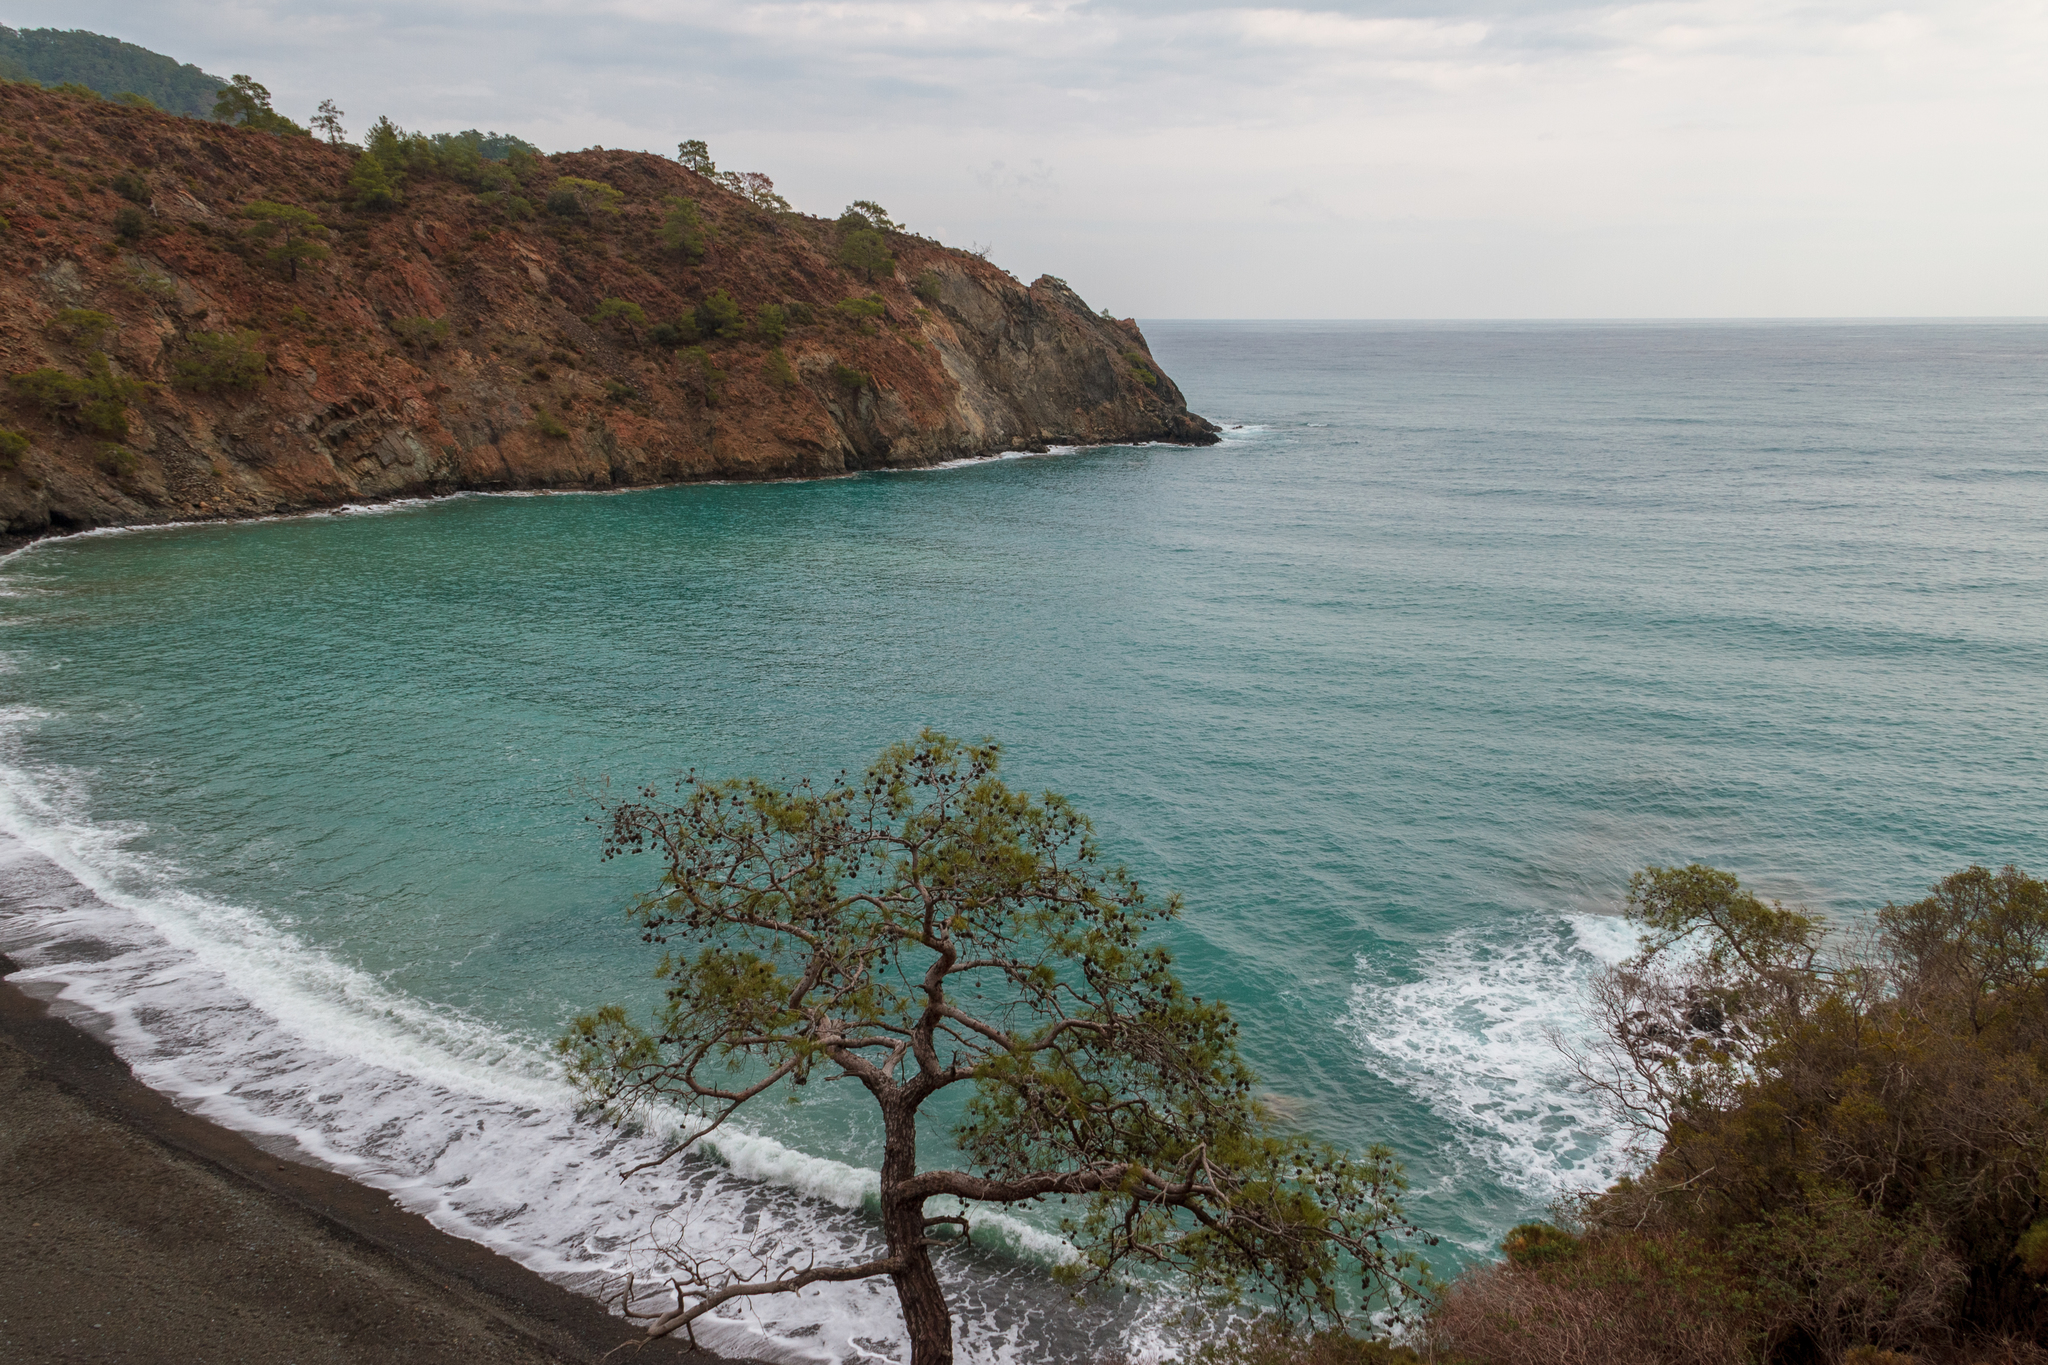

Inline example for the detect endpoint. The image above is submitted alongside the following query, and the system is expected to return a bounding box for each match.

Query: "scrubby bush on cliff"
[834,293,886,323]
[838,200,900,232]
[125,263,178,304]
[658,195,708,261]
[692,289,743,341]
[837,227,894,282]
[172,330,266,393]
[112,205,147,245]
[829,361,870,391]
[111,170,149,203]
[49,309,114,349]
[548,176,622,219]
[762,346,796,390]
[242,202,329,281]
[1438,861,2048,1364]
[348,152,401,211]
[211,75,309,137]
[753,303,787,343]
[8,355,154,439]
[1125,350,1160,386]
[648,317,699,349]
[912,269,943,305]
[533,406,570,439]
[0,428,29,468]
[558,733,1423,1365]
[391,316,450,355]
[589,298,648,336]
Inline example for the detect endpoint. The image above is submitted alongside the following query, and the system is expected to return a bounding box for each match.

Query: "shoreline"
[0,950,730,1363]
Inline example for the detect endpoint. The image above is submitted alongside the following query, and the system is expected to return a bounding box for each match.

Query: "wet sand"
[0,953,721,1364]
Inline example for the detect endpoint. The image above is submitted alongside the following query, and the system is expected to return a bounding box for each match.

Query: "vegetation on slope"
[0,26,228,116]
[1431,862,2048,1364]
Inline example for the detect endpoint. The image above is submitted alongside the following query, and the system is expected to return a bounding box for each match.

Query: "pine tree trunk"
[880,1100,954,1365]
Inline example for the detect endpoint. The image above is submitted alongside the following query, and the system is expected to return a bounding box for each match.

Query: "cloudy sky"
[21,1,2046,317]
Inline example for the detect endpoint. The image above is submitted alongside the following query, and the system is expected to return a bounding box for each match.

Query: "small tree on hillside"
[312,99,346,144]
[243,202,330,281]
[560,733,1422,1365]
[838,228,895,282]
[211,75,309,137]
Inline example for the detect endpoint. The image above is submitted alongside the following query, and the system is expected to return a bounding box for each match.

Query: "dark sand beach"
[0,953,721,1364]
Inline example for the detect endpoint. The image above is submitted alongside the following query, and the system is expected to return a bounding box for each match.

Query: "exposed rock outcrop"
[0,83,1216,545]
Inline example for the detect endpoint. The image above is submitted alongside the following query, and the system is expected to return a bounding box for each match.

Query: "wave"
[1343,913,1643,1250]
[0,705,1115,1364]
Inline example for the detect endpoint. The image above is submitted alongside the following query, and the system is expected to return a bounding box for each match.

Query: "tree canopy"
[560,733,1422,1364]
[0,26,227,115]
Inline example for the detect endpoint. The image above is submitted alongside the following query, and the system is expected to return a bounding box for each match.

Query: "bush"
[763,347,796,390]
[658,196,707,261]
[830,362,869,391]
[391,316,450,353]
[113,205,147,244]
[589,298,647,333]
[784,301,815,327]
[348,153,401,211]
[1189,1320,1420,1365]
[692,289,743,340]
[548,176,622,218]
[1500,1222,1579,1269]
[243,202,329,281]
[682,346,724,403]
[0,429,28,468]
[836,227,893,282]
[1125,349,1159,386]
[754,303,787,343]
[1431,1229,1757,1365]
[648,317,699,349]
[50,309,115,349]
[837,200,899,232]
[834,294,886,322]
[912,269,943,305]
[126,264,178,303]
[534,407,570,439]
[8,355,153,439]
[172,330,266,392]
[213,75,310,136]
[111,171,150,203]
[95,443,138,478]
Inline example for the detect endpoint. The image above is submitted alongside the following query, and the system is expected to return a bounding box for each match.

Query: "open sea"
[1,320,2044,1361]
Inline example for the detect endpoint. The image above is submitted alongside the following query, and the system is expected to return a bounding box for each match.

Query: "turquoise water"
[1,321,2044,1361]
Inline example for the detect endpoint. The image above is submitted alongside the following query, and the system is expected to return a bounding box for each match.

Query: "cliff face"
[0,84,1216,544]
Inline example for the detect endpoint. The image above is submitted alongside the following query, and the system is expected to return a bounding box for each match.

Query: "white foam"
[0,704,1106,1364]
[1343,913,1643,1240]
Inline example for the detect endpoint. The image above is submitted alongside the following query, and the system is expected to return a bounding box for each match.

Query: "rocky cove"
[0,82,1217,546]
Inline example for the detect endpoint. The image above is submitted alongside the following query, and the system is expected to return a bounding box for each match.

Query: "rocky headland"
[0,82,1216,545]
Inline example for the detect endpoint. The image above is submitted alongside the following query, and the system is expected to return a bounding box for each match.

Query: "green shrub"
[0,429,28,468]
[754,303,787,343]
[602,378,639,404]
[348,153,401,211]
[391,316,450,353]
[8,355,153,439]
[648,317,699,349]
[830,362,869,391]
[95,443,138,478]
[1501,1222,1578,1269]
[115,92,158,111]
[477,190,532,221]
[693,289,743,341]
[763,347,796,390]
[548,176,622,218]
[912,269,943,305]
[113,205,147,244]
[1124,349,1159,386]
[658,195,707,260]
[784,301,814,327]
[172,330,266,392]
[50,309,115,349]
[243,202,330,281]
[212,75,309,136]
[589,298,648,333]
[126,264,178,303]
[52,81,100,101]
[836,227,893,282]
[534,407,570,439]
[834,294,886,322]
[112,171,150,203]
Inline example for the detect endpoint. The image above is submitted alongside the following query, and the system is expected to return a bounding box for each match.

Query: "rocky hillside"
[0,82,1215,545]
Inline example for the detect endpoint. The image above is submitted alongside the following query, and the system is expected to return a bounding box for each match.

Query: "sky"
[15,1,2047,318]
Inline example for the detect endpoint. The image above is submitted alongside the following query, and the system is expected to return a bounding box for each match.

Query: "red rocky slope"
[0,83,1215,543]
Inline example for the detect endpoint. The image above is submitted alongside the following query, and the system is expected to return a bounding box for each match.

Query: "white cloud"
[20,0,2048,315]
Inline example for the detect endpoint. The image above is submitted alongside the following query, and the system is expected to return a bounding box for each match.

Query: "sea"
[1,320,2043,1362]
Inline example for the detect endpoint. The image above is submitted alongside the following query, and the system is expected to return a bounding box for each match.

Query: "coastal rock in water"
[0,83,1217,543]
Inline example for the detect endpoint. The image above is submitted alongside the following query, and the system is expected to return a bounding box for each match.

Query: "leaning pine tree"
[560,733,1421,1364]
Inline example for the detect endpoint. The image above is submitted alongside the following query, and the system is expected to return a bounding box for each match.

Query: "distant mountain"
[0,26,228,117]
